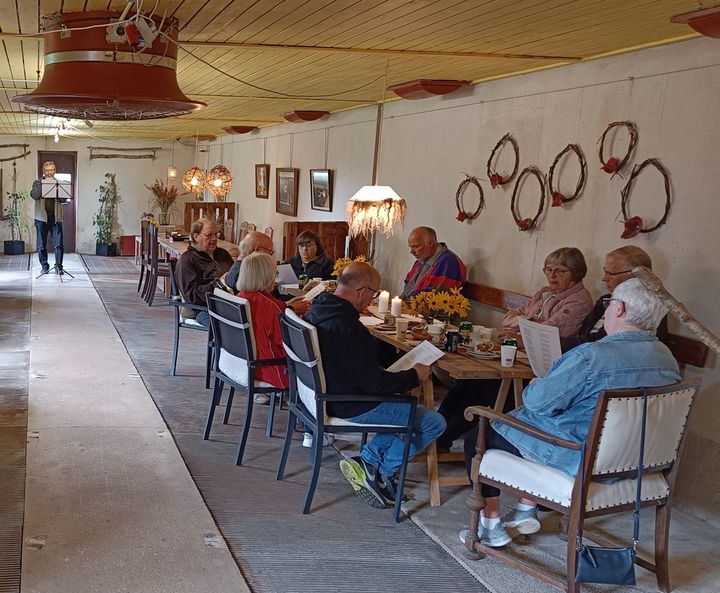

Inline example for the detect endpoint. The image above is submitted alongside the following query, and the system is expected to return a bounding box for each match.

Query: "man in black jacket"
[305,262,446,508]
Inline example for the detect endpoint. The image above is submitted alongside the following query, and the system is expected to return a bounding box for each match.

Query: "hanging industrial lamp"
[167,140,178,180]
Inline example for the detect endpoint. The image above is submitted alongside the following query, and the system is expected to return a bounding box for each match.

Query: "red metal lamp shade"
[672,6,720,38]
[223,126,258,134]
[388,79,472,100]
[283,111,329,123]
[12,11,205,120]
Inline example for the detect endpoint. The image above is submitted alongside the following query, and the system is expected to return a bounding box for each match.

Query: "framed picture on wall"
[255,164,270,198]
[275,168,299,216]
[310,169,333,212]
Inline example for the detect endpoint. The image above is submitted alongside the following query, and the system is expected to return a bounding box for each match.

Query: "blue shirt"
[494,331,680,476]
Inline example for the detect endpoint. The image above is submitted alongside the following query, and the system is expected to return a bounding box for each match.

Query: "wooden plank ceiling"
[0,0,703,141]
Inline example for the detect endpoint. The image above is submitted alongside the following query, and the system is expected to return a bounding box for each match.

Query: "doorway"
[37,151,77,253]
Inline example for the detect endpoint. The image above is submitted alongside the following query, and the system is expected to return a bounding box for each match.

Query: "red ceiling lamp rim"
[388,79,472,100]
[282,110,329,123]
[671,5,720,38]
[223,125,258,134]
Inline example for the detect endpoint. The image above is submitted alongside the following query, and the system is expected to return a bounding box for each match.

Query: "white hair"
[612,278,667,331]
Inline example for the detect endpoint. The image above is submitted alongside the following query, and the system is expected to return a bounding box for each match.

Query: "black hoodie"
[305,292,420,418]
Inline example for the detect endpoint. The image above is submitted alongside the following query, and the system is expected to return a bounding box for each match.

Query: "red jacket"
[236,290,289,389]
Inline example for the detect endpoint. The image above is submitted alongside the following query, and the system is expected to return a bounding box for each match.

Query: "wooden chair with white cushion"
[276,309,418,523]
[204,289,287,465]
[463,378,701,593]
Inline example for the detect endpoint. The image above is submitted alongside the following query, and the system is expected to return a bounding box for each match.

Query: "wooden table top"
[158,234,240,259]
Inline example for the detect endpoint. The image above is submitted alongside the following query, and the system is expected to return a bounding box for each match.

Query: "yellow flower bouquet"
[332,255,367,277]
[408,287,471,324]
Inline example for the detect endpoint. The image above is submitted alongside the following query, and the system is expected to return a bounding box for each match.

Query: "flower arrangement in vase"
[332,255,367,277]
[408,287,471,325]
[146,179,178,225]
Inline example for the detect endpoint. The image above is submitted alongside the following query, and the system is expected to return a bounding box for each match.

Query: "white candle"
[391,296,402,317]
[224,208,228,221]
[215,207,220,219]
[378,290,390,314]
[199,208,203,218]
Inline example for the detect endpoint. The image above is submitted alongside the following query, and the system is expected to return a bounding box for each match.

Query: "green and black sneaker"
[339,456,386,509]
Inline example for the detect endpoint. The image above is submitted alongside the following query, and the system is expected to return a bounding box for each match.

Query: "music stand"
[36,179,75,280]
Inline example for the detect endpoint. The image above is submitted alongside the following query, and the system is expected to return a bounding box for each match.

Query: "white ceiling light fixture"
[167,139,178,180]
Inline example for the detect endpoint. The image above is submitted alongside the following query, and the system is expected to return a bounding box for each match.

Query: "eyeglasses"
[257,246,275,256]
[198,231,220,238]
[543,266,571,276]
[603,269,632,277]
[602,297,622,309]
[357,286,381,299]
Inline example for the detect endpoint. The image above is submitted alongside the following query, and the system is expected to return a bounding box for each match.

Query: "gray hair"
[544,247,587,282]
[189,218,215,244]
[611,278,667,331]
[236,252,277,293]
[607,245,653,269]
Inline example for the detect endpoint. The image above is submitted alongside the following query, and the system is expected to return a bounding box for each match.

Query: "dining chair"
[264,226,273,239]
[462,378,701,593]
[141,222,171,306]
[276,309,418,523]
[136,218,150,293]
[168,259,214,389]
[204,290,288,465]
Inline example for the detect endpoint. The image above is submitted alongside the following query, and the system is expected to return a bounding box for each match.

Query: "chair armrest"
[249,357,287,368]
[319,393,416,404]
[170,300,207,313]
[464,405,582,451]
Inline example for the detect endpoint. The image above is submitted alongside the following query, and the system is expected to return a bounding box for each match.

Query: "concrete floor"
[2,252,718,593]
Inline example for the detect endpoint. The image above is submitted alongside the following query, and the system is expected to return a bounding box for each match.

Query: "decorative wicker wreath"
[511,166,546,231]
[598,121,638,177]
[486,133,519,188]
[620,158,671,239]
[548,144,587,207]
[455,175,485,222]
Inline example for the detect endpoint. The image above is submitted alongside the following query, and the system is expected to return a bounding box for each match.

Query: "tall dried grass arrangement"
[146,179,178,220]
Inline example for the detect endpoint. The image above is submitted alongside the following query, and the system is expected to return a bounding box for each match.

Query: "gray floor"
[1,253,718,593]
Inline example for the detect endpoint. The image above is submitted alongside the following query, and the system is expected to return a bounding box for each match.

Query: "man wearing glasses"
[176,218,234,328]
[561,245,668,351]
[305,262,446,508]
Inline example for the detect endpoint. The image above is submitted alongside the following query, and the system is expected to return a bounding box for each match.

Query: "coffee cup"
[395,318,410,339]
[500,345,517,368]
[427,324,443,345]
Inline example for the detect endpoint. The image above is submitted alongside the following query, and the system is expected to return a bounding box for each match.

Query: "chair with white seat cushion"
[204,290,287,465]
[462,378,701,593]
[276,309,417,523]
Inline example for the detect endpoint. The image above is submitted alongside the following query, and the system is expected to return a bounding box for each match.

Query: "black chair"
[168,259,213,389]
[204,291,288,464]
[276,309,417,523]
[141,222,170,306]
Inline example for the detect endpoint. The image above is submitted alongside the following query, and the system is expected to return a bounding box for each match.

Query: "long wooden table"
[157,234,240,259]
[367,322,534,507]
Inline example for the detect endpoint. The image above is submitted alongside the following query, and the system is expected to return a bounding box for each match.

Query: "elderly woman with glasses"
[176,217,235,327]
[284,230,335,280]
[436,247,594,453]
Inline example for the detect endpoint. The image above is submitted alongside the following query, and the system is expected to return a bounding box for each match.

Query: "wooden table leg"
[493,378,512,412]
[422,377,441,506]
[513,378,524,408]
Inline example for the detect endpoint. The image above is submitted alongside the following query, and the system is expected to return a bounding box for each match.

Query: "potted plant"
[146,179,178,225]
[93,173,121,256]
[3,188,30,255]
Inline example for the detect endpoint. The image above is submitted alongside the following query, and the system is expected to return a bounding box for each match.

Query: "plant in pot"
[93,173,121,256]
[146,179,178,225]
[3,188,30,255]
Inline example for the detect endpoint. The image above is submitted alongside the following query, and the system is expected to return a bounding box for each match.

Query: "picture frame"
[255,164,270,198]
[275,168,299,216]
[310,169,333,212]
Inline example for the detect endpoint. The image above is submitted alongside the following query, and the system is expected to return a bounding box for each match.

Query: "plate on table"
[466,350,500,360]
[359,316,384,327]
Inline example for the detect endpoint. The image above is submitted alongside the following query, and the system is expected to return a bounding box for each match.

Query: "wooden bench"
[463,280,709,369]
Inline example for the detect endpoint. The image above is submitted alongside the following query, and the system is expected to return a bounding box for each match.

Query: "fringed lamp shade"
[207,165,233,198]
[345,185,407,238]
[182,167,207,194]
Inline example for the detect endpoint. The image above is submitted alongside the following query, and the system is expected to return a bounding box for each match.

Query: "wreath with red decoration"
[486,133,519,188]
[620,158,671,239]
[548,144,587,207]
[511,166,545,232]
[598,121,638,177]
[454,175,485,222]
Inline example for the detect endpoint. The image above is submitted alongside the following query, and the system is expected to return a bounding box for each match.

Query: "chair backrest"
[147,222,161,269]
[586,379,701,479]
[280,309,327,422]
[264,226,274,239]
[140,219,150,261]
[207,290,257,387]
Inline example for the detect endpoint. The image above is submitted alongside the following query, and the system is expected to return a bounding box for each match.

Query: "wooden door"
[38,151,77,252]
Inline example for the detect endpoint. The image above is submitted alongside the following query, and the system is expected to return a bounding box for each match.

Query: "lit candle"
[378,290,390,314]
[391,296,402,317]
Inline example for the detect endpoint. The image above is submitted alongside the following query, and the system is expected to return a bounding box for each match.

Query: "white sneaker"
[302,432,313,448]
[253,393,270,405]
[302,432,336,448]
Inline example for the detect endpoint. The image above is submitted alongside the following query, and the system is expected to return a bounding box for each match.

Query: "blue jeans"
[35,216,64,268]
[195,310,210,328]
[349,403,446,478]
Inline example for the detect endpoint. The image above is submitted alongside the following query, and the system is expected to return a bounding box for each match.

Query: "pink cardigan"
[502,282,594,338]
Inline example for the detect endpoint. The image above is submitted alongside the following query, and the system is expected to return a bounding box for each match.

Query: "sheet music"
[302,281,328,302]
[387,341,444,373]
[518,318,562,378]
[41,179,73,200]
[276,263,298,286]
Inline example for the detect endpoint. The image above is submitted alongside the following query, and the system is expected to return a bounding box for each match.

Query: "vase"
[159,212,170,225]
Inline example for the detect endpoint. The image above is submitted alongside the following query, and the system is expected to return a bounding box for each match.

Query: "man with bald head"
[401,226,466,298]
[305,262,446,509]
[224,231,275,292]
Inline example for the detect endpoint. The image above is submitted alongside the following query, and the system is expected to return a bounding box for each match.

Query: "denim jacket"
[493,331,680,476]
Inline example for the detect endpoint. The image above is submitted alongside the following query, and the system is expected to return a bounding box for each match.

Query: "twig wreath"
[598,121,638,177]
[511,166,546,231]
[486,133,519,188]
[548,143,587,207]
[620,158,671,239]
[455,174,485,222]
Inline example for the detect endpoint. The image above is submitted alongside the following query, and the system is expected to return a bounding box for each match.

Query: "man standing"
[401,226,466,298]
[305,262,446,508]
[30,161,67,274]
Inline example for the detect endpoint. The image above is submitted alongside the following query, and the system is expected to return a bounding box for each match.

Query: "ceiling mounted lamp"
[12,10,205,120]
[388,79,472,100]
[283,110,329,123]
[671,5,720,38]
[167,140,178,180]
[223,125,258,134]
[182,167,207,194]
[207,165,233,198]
